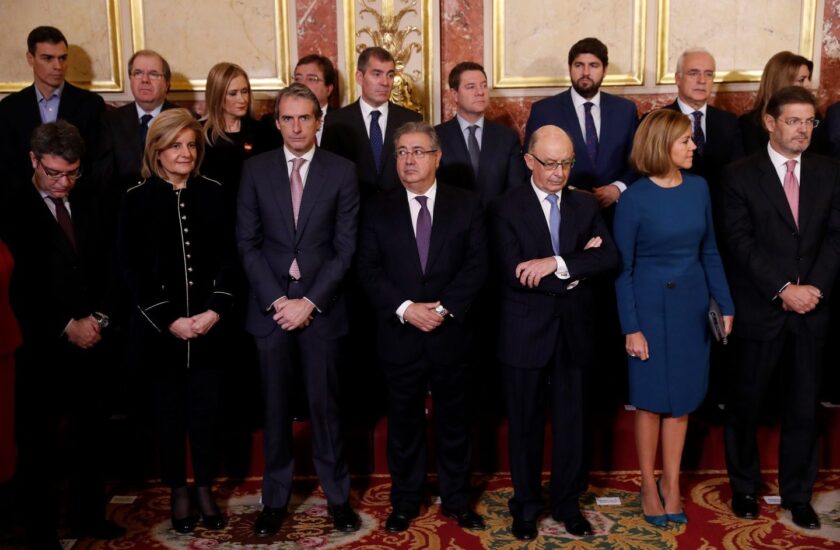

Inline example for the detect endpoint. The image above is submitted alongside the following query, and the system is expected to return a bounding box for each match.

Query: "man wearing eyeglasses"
[95,50,177,199]
[0,26,104,200]
[1,120,123,546]
[294,55,338,145]
[722,86,840,530]
[356,122,487,533]
[489,125,617,541]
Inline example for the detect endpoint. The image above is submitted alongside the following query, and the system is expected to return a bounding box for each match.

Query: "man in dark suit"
[489,125,618,541]
[237,83,361,536]
[435,61,525,206]
[321,46,422,198]
[1,121,123,547]
[524,37,637,209]
[0,26,104,200]
[722,86,840,530]
[293,54,339,146]
[662,49,744,204]
[95,50,177,200]
[356,122,487,533]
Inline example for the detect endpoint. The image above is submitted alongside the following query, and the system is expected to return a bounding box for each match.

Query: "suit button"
[185,241,191,246]
[183,227,189,233]
[186,254,191,259]
[180,202,185,208]
[666,281,676,289]
[181,215,187,220]
[188,280,194,286]
[187,267,193,272]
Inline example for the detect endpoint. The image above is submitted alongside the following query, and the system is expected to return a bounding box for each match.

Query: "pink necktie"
[784,159,799,228]
[289,157,305,279]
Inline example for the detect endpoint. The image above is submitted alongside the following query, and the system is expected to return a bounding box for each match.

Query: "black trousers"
[725,317,822,503]
[382,355,471,514]
[503,332,589,522]
[15,339,110,538]
[154,366,223,487]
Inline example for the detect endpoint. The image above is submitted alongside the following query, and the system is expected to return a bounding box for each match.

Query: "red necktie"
[49,196,76,250]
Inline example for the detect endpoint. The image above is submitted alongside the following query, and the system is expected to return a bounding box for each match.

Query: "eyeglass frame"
[395,148,439,159]
[294,74,324,84]
[129,69,165,81]
[36,159,82,181]
[777,117,820,128]
[527,153,576,172]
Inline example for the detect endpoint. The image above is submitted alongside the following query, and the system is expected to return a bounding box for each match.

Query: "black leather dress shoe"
[171,514,198,534]
[254,506,287,536]
[783,501,820,529]
[331,503,361,532]
[559,512,593,537]
[76,519,127,539]
[442,508,486,530]
[384,511,416,532]
[731,493,759,519]
[200,512,227,530]
[511,518,537,540]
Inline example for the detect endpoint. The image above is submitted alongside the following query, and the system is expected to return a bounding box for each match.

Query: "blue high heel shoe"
[657,479,688,524]
[641,488,667,527]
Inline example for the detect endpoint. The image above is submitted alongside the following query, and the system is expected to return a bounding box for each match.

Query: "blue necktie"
[692,111,705,156]
[369,110,383,172]
[415,196,431,273]
[584,102,599,164]
[546,194,560,255]
[139,114,153,152]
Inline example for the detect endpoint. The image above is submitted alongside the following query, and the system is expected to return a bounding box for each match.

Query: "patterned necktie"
[139,114,153,151]
[692,111,706,156]
[369,110,383,173]
[583,102,599,164]
[784,159,799,228]
[49,196,76,250]
[289,157,306,279]
[545,193,560,255]
[415,195,431,273]
[467,124,481,176]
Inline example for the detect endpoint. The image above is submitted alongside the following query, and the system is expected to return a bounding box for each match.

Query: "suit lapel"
[756,153,798,232]
[520,185,555,256]
[425,186,452,274]
[444,119,473,170]
[22,86,42,131]
[798,155,818,236]
[294,150,327,240]
[57,82,79,120]
[390,189,424,275]
[478,122,500,179]
[351,101,377,170]
[267,151,296,238]
[558,190,577,254]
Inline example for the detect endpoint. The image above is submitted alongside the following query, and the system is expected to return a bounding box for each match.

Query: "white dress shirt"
[134,101,164,122]
[456,114,483,149]
[396,183,438,322]
[569,87,626,193]
[283,145,316,183]
[676,98,708,136]
[316,104,328,145]
[767,143,802,187]
[359,98,389,139]
[530,179,570,279]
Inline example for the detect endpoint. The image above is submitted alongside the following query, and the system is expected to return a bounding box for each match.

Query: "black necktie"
[467,125,481,176]
[139,114,153,151]
[49,197,76,250]
[692,111,705,156]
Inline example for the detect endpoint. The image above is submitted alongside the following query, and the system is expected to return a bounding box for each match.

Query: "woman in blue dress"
[614,109,734,526]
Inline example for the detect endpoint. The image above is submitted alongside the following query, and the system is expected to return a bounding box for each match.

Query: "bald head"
[525,125,575,194]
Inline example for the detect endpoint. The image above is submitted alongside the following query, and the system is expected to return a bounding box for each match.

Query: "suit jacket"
[0,182,111,346]
[321,100,422,197]
[356,184,487,365]
[94,100,178,195]
[661,101,744,191]
[0,82,105,197]
[825,100,840,159]
[721,150,840,340]
[237,147,360,338]
[524,90,638,190]
[489,184,619,368]
[435,117,526,206]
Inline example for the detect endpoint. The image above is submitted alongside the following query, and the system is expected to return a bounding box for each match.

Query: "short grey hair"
[393,121,440,150]
[675,47,715,75]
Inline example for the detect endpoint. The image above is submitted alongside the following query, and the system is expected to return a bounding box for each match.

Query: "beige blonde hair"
[630,110,692,177]
[203,62,252,145]
[752,51,813,114]
[141,108,204,180]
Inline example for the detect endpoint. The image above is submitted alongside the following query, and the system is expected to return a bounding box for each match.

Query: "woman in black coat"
[119,109,238,533]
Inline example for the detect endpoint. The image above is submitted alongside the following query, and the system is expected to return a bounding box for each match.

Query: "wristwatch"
[434,304,449,318]
[92,312,110,329]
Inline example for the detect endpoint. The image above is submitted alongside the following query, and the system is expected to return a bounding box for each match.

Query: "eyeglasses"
[780,117,820,128]
[294,75,324,84]
[130,70,165,81]
[529,154,575,172]
[395,148,439,159]
[38,161,82,181]
[684,69,715,80]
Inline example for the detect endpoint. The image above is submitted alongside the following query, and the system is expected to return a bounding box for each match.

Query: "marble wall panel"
[0,0,122,92]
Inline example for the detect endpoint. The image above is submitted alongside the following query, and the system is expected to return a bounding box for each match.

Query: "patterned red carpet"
[65,471,840,549]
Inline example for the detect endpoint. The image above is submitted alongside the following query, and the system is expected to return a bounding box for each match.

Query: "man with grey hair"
[356,121,487,533]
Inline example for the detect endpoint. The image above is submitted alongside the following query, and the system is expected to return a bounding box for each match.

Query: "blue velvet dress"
[614,174,734,416]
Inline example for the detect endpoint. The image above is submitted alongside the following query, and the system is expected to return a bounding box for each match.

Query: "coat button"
[183,227,189,233]
[666,281,676,289]
[186,254,191,259]
[181,215,187,220]
[180,203,185,208]
[185,241,191,246]
[187,267,193,272]
[188,280,194,286]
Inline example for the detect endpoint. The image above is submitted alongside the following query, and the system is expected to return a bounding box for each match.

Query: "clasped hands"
[780,284,822,314]
[65,316,102,349]
[273,298,314,331]
[404,301,445,332]
[515,236,603,288]
[168,310,221,340]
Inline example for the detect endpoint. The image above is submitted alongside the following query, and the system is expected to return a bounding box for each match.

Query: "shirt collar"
[676,98,707,116]
[570,87,600,109]
[767,142,801,169]
[530,177,562,203]
[406,181,438,202]
[283,145,316,164]
[135,101,165,119]
[35,82,64,102]
[359,97,389,121]
[456,113,484,133]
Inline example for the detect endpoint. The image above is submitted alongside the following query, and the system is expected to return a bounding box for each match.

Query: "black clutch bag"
[708,298,727,345]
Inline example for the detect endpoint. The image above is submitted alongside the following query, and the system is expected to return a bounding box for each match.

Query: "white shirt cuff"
[269,296,287,311]
[554,256,570,279]
[396,300,413,323]
[611,181,627,193]
[303,296,321,313]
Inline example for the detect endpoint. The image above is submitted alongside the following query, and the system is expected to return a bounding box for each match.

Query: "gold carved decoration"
[344,0,433,119]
